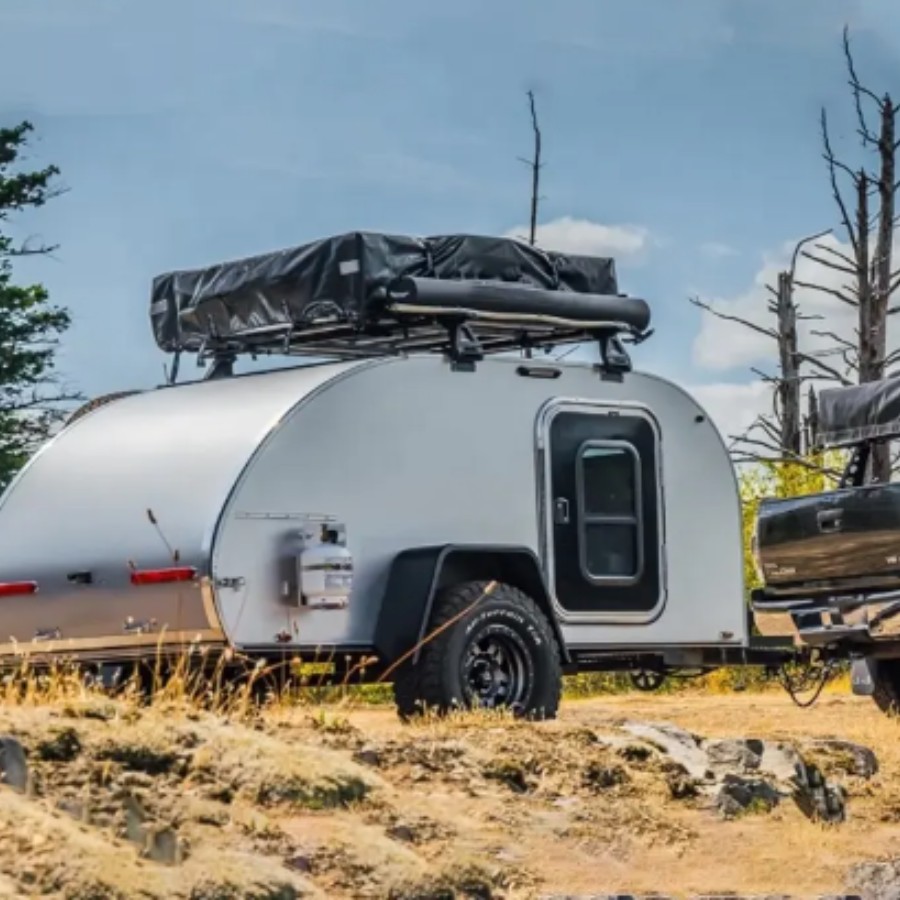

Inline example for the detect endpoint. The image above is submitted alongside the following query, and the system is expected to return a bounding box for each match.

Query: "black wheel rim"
[631,669,665,692]
[461,624,533,710]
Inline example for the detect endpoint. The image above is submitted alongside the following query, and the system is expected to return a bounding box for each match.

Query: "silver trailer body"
[0,354,745,664]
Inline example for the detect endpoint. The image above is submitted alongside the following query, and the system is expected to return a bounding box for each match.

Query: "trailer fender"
[373,544,570,667]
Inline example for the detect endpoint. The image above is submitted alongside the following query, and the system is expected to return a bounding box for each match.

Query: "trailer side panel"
[0,361,361,659]
[211,355,745,657]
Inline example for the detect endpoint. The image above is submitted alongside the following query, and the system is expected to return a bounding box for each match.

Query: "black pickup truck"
[751,377,900,715]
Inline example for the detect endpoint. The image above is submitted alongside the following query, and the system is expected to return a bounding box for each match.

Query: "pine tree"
[0,121,78,491]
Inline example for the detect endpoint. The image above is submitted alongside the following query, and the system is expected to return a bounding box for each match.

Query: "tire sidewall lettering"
[463,604,542,650]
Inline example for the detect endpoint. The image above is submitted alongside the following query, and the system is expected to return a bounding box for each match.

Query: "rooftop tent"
[817,377,900,448]
[149,232,651,361]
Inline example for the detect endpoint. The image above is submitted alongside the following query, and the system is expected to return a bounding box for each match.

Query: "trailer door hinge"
[215,576,245,590]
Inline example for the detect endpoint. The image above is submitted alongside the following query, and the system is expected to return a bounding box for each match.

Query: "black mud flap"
[851,657,877,696]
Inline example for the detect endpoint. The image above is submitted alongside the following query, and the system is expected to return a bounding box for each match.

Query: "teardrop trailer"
[0,231,824,718]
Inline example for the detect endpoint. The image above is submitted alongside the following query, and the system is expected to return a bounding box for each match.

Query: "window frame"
[574,438,644,586]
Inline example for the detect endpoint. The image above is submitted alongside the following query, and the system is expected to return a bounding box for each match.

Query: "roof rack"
[149,232,652,377]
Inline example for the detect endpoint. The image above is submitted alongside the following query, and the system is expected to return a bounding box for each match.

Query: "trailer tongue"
[1,229,802,717]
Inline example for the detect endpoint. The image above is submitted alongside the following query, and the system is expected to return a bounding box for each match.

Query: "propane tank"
[296,521,353,609]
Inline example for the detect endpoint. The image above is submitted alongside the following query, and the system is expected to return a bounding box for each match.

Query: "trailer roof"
[150,232,651,365]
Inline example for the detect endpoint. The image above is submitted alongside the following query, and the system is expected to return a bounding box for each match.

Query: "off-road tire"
[65,390,140,427]
[872,658,900,715]
[392,580,562,721]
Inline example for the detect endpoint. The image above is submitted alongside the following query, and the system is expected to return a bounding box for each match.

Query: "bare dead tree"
[690,229,836,465]
[797,26,900,482]
[517,90,542,246]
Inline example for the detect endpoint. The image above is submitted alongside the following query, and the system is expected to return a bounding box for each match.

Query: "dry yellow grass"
[0,660,896,898]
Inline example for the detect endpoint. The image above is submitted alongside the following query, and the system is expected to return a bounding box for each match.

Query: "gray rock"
[618,721,854,826]
[56,797,89,822]
[0,737,28,793]
[715,773,781,818]
[143,826,184,865]
[807,739,879,779]
[758,741,807,783]
[792,763,847,824]
[622,722,712,781]
[704,738,763,772]
[847,858,900,899]
[353,746,381,767]
[122,793,149,845]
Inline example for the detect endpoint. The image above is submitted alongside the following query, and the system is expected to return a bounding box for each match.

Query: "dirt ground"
[0,686,897,898]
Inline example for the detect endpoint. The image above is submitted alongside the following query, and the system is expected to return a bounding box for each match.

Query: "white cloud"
[692,231,900,373]
[503,216,651,264]
[688,380,775,446]
[690,230,900,447]
[700,241,739,260]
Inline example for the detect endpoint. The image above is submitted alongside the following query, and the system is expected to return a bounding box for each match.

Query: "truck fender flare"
[372,544,570,667]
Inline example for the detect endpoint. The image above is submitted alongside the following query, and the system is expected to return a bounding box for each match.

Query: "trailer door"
[541,401,665,622]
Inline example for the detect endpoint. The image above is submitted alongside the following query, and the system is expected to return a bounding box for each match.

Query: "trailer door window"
[578,443,642,582]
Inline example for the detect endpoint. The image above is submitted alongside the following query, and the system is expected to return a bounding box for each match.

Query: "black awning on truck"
[819,377,900,447]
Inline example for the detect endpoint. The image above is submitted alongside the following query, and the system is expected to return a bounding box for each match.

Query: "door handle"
[817,508,843,532]
[554,497,570,525]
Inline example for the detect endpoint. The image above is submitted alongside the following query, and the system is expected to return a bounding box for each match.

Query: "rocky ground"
[1,686,900,898]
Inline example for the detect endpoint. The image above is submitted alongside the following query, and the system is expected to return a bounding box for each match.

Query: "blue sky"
[2,0,899,436]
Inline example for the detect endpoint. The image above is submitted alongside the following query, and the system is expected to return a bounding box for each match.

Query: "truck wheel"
[392,580,562,720]
[872,659,900,715]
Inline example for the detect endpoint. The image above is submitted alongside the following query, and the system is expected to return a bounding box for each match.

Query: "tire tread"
[392,580,562,719]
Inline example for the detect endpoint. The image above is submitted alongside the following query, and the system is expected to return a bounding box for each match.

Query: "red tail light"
[0,581,38,597]
[130,566,197,586]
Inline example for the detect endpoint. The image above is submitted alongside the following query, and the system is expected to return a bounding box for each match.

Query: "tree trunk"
[870,98,896,483]
[806,384,819,453]
[775,271,802,455]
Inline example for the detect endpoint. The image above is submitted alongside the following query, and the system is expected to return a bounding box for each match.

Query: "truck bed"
[756,483,900,597]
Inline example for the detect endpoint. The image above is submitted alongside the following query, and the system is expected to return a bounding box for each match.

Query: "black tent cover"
[818,377,900,447]
[150,231,628,353]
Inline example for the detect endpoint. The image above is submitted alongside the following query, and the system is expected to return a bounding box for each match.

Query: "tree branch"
[821,107,861,255]
[793,279,857,307]
[729,434,843,476]
[796,351,854,385]
[801,250,858,276]
[789,229,832,281]
[810,241,857,270]
[525,90,541,246]
[688,296,778,340]
[844,23,885,142]
[810,327,857,352]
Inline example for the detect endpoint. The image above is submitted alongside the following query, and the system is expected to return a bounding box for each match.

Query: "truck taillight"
[0,581,38,597]
[130,566,197,586]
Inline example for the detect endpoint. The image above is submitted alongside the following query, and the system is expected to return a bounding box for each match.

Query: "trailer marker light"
[0,581,38,597]
[130,566,197,586]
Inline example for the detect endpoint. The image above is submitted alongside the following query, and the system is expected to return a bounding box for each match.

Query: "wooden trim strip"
[0,628,225,659]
